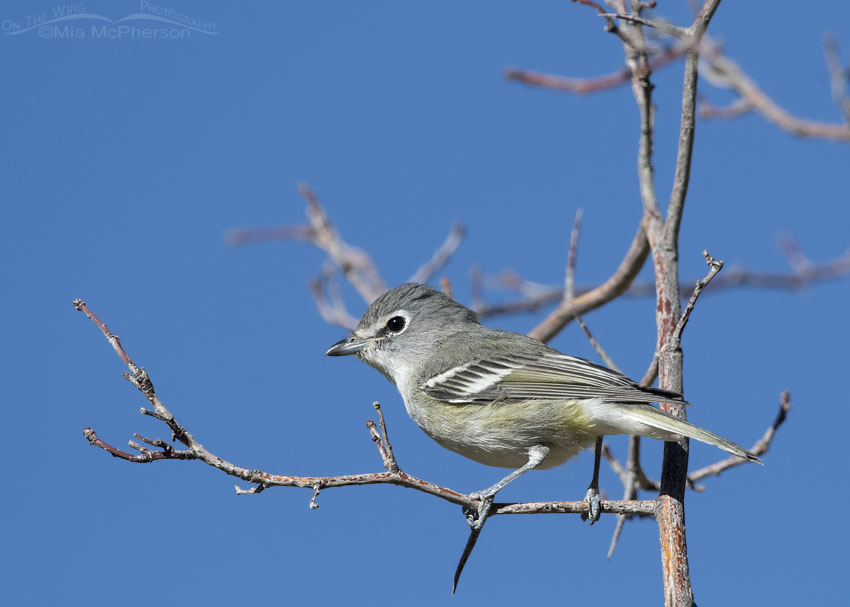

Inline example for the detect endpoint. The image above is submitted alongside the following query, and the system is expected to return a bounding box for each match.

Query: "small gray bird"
[327,283,759,528]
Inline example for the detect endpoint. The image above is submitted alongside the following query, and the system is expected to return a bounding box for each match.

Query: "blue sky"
[3,1,849,605]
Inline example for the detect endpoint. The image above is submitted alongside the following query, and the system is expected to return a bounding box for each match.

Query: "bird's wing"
[421,351,687,405]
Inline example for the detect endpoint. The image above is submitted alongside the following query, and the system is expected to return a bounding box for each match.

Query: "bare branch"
[573,314,622,373]
[83,427,193,462]
[440,276,454,298]
[600,13,687,39]
[508,7,850,145]
[495,498,655,517]
[227,225,312,246]
[477,248,850,318]
[77,300,661,520]
[824,34,850,123]
[571,0,621,35]
[777,233,813,276]
[697,95,753,120]
[672,250,724,347]
[564,209,583,303]
[689,392,791,482]
[629,3,726,603]
[528,225,649,342]
[298,184,387,302]
[606,435,650,558]
[309,267,359,329]
[700,38,850,141]
[373,401,399,473]
[690,0,723,37]
[226,185,389,302]
[409,223,466,284]
[640,355,660,387]
[666,41,701,243]
[506,45,684,94]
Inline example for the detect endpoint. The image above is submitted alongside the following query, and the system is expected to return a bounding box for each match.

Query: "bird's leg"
[581,436,603,524]
[454,445,549,594]
[464,444,550,530]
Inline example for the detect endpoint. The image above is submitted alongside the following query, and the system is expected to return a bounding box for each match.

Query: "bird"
[326,283,759,529]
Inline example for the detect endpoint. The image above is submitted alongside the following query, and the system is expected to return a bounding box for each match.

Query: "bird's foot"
[581,486,601,525]
[463,490,496,530]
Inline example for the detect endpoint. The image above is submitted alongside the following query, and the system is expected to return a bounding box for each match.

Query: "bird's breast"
[402,395,600,469]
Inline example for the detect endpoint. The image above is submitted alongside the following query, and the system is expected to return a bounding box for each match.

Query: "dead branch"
[528,225,649,343]
[689,391,791,482]
[824,34,850,123]
[75,298,658,520]
[476,247,850,318]
[229,184,387,303]
[509,10,850,143]
[309,265,360,329]
[505,43,685,94]
[409,223,466,284]
[700,36,850,141]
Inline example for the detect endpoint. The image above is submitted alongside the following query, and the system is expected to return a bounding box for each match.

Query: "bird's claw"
[464,491,495,530]
[581,486,601,524]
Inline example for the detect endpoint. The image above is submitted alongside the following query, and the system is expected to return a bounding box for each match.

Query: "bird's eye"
[386,316,406,332]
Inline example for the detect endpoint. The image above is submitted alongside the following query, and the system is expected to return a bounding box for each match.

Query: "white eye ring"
[382,310,410,335]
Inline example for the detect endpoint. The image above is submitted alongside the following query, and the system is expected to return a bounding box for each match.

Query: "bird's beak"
[326,333,370,356]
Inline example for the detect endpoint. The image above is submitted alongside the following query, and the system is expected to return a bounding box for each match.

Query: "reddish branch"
[699,37,850,141]
[565,1,726,604]
[229,186,467,319]
[509,14,850,143]
[505,44,685,94]
[689,391,790,482]
[528,225,649,343]
[230,184,388,304]
[75,298,658,519]
[476,246,850,318]
[409,223,466,284]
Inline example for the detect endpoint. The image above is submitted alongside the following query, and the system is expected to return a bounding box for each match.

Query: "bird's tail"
[622,404,761,464]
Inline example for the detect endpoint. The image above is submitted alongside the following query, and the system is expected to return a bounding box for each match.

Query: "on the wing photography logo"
[1,2,218,39]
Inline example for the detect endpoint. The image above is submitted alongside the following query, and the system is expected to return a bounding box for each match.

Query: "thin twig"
[227,225,313,246]
[698,96,753,120]
[607,435,646,558]
[476,248,850,318]
[506,44,685,95]
[409,223,466,284]
[298,183,387,302]
[366,420,392,471]
[469,266,485,310]
[689,392,791,482]
[564,209,583,302]
[671,250,723,347]
[600,12,687,39]
[571,0,621,34]
[640,356,659,387]
[440,277,454,298]
[777,234,813,276]
[309,484,321,509]
[824,34,850,123]
[700,36,850,141]
[374,402,399,473]
[77,300,660,518]
[528,226,649,343]
[573,314,622,373]
[509,11,850,142]
[631,3,724,603]
[309,267,359,329]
